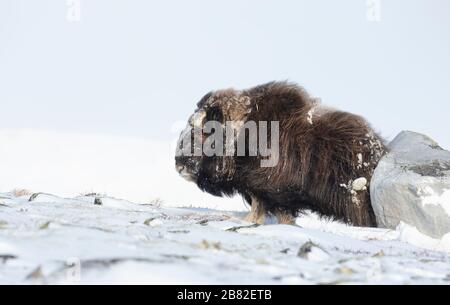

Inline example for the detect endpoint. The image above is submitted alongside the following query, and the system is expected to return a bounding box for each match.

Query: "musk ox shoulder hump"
[245,81,310,107]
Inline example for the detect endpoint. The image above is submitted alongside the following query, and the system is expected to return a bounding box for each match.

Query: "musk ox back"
[175,81,386,227]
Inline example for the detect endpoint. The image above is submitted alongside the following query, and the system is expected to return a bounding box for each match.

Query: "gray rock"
[371,131,450,238]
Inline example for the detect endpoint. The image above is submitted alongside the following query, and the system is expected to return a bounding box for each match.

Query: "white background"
[0,0,449,206]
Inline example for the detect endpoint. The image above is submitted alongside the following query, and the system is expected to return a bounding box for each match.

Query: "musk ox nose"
[176,164,185,174]
[176,123,192,157]
[175,163,197,183]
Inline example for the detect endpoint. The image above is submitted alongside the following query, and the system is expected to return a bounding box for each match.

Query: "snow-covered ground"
[0,129,245,210]
[1,129,450,284]
[1,192,450,285]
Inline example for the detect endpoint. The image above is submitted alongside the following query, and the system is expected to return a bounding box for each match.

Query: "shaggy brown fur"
[175,81,386,227]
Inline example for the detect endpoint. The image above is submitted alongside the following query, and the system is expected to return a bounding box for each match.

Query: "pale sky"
[0,1,449,205]
[0,0,449,147]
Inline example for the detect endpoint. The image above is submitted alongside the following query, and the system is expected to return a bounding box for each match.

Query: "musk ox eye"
[206,107,223,123]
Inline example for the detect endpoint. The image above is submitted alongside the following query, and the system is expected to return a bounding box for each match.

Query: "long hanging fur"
[176,81,386,227]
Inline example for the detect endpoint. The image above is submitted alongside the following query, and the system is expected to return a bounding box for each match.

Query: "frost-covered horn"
[189,109,206,128]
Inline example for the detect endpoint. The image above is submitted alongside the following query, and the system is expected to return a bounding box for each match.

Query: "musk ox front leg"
[243,196,295,225]
[275,211,295,225]
[244,195,266,224]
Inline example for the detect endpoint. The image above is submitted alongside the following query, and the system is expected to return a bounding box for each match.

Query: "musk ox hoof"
[243,212,265,225]
[275,212,296,225]
[243,210,295,225]
[371,131,450,238]
[242,196,295,225]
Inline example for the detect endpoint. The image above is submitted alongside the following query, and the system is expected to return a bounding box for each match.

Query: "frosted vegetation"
[1,192,450,284]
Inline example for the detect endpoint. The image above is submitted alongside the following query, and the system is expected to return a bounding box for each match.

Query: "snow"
[419,187,450,217]
[1,128,450,284]
[352,177,368,191]
[357,153,363,169]
[0,129,246,211]
[2,192,450,284]
[307,108,315,125]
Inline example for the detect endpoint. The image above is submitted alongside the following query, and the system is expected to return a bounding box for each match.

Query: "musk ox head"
[175,89,254,196]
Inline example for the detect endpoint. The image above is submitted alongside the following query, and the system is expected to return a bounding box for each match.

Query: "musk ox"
[175,81,386,227]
